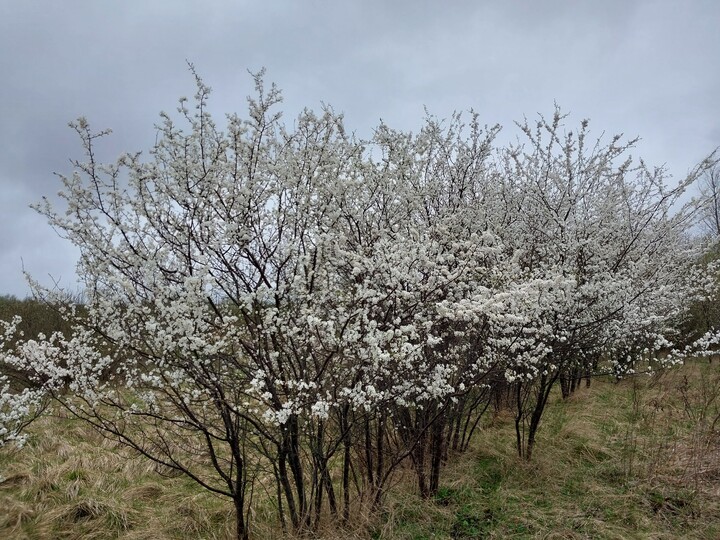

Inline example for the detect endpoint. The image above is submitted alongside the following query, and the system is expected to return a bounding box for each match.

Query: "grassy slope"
[2,361,719,539]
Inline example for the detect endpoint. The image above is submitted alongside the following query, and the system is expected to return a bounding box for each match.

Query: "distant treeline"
[0,295,76,341]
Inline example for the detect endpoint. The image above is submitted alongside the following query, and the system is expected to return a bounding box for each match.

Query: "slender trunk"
[415,433,428,498]
[371,414,385,511]
[342,412,351,522]
[375,413,384,490]
[312,422,324,529]
[525,372,559,460]
[323,464,337,516]
[312,468,323,529]
[515,381,524,458]
[461,393,492,452]
[286,417,307,526]
[231,437,249,540]
[450,397,464,452]
[364,417,374,489]
[586,357,598,388]
[278,449,298,528]
[274,463,287,532]
[569,370,577,394]
[429,416,444,496]
[375,414,385,485]
[560,375,570,399]
[234,496,248,540]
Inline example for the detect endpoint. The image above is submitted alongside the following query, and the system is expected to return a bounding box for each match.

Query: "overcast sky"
[1,0,718,298]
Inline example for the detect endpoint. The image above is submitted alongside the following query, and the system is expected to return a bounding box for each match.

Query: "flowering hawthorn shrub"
[1,71,716,538]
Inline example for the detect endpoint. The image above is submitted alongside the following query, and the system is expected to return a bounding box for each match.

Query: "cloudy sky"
[1,0,718,297]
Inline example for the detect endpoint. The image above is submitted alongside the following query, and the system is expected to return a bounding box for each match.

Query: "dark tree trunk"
[341,409,351,522]
[233,495,249,540]
[429,415,445,496]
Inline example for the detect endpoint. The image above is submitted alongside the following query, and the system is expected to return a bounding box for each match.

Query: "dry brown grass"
[0,412,235,539]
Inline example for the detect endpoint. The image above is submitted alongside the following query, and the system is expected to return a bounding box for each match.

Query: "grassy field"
[1,361,719,539]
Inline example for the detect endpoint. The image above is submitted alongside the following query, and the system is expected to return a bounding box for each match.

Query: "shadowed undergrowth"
[2,361,719,539]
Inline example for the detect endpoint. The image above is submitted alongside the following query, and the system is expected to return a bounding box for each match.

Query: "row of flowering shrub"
[1,72,716,538]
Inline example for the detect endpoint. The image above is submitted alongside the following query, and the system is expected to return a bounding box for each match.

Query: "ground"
[2,361,719,539]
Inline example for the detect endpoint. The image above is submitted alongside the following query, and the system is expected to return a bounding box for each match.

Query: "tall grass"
[2,361,719,539]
